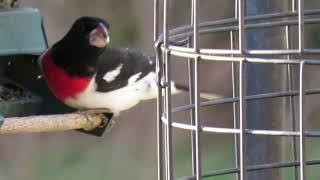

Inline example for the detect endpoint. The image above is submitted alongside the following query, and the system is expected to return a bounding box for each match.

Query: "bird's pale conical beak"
[89,23,110,48]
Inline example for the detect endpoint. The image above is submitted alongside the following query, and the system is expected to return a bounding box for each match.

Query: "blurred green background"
[0,0,319,180]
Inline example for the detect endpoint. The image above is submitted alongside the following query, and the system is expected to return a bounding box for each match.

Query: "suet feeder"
[0,7,47,117]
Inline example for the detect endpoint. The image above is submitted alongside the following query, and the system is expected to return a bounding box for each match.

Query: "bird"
[38,16,221,136]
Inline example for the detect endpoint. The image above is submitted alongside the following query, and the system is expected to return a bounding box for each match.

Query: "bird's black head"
[52,17,111,77]
[68,16,110,48]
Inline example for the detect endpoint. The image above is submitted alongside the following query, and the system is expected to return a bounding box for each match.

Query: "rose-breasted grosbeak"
[39,17,220,136]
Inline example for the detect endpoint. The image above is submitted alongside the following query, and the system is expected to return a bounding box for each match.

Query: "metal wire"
[299,61,306,180]
[154,0,320,179]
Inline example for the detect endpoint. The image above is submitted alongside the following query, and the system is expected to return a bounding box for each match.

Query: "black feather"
[95,48,155,92]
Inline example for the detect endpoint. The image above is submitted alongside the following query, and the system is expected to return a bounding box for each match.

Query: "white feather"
[102,64,123,82]
[128,72,142,85]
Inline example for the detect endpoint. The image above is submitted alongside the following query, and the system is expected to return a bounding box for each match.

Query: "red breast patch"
[41,49,91,101]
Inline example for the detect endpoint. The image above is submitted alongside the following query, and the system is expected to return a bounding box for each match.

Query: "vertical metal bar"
[192,0,201,179]
[188,57,196,176]
[235,0,238,18]
[154,0,160,42]
[164,70,169,180]
[232,4,239,177]
[299,61,306,180]
[163,0,169,47]
[231,30,240,180]
[231,3,239,176]
[189,11,197,180]
[194,55,201,180]
[238,0,245,52]
[238,0,246,177]
[292,0,296,12]
[156,66,164,180]
[298,0,304,52]
[285,25,298,180]
[155,47,164,180]
[239,60,247,180]
[163,0,173,179]
[189,0,197,176]
[192,0,199,51]
[154,1,163,180]
[164,50,173,180]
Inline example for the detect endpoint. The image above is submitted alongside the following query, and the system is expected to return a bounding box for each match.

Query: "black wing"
[95,48,155,92]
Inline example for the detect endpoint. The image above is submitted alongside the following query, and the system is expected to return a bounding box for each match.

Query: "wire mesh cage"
[154,0,320,180]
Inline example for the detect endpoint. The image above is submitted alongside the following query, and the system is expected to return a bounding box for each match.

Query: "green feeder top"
[0,7,48,56]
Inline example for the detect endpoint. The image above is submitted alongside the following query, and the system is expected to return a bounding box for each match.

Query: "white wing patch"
[128,72,142,85]
[103,64,123,82]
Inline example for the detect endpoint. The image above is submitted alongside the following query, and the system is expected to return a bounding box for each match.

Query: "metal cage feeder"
[154,0,320,180]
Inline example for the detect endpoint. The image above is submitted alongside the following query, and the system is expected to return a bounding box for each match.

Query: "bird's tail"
[173,83,223,100]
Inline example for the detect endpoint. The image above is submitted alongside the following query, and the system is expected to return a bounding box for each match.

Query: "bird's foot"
[78,109,115,137]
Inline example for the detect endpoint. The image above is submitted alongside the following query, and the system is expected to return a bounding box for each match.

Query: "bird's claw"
[98,113,115,133]
[78,109,115,136]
